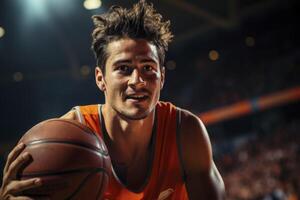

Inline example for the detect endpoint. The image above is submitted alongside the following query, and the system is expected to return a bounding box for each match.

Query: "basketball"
[17,119,111,199]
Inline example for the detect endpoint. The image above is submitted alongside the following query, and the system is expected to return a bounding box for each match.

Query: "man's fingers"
[9,196,34,200]
[12,196,50,200]
[4,152,31,182]
[5,178,42,195]
[4,143,25,173]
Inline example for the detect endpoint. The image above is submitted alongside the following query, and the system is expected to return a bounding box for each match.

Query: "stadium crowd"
[218,120,300,200]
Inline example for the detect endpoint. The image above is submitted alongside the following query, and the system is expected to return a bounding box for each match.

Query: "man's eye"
[118,65,131,72]
[144,65,153,72]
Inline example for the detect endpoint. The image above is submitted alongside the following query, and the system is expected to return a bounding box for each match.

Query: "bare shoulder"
[60,109,78,121]
[178,108,225,199]
[180,109,209,140]
[178,108,212,172]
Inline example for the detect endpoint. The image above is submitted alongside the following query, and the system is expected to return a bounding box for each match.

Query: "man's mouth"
[125,94,149,101]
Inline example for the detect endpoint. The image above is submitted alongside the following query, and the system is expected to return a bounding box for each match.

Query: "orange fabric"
[79,101,188,200]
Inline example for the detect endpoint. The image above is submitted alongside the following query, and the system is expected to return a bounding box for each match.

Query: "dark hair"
[91,0,173,73]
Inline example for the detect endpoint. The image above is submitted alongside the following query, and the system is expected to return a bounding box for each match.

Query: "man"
[0,1,225,199]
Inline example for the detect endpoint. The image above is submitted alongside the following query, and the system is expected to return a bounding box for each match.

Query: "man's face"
[95,38,165,120]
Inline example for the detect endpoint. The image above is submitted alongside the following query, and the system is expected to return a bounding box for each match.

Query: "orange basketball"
[17,119,111,199]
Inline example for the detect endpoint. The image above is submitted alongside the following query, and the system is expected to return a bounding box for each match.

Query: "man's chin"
[124,110,150,120]
[117,108,150,120]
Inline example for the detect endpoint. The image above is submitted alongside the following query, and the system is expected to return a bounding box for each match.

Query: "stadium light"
[18,0,76,26]
[24,0,49,20]
[209,50,219,61]
[83,0,102,10]
[0,26,5,38]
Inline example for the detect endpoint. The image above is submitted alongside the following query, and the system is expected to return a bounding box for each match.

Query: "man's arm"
[179,109,225,200]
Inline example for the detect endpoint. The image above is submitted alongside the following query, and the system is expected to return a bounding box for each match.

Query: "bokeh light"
[80,65,92,77]
[83,0,102,10]
[209,50,219,61]
[13,72,24,82]
[0,27,5,38]
[166,60,176,70]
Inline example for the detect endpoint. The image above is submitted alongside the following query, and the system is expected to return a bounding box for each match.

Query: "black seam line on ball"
[49,119,95,136]
[25,140,109,156]
[96,172,108,200]
[66,169,105,200]
[96,152,109,200]
[21,167,108,177]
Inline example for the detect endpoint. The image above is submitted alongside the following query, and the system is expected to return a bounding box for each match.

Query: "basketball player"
[0,1,225,199]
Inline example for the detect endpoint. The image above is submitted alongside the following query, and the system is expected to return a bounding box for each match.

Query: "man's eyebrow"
[113,59,132,65]
[140,58,157,63]
[113,58,157,65]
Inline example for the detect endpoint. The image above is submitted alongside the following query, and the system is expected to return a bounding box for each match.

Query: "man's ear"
[95,66,106,91]
[160,66,165,90]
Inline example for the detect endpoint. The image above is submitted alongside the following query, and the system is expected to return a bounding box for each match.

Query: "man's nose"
[128,69,146,87]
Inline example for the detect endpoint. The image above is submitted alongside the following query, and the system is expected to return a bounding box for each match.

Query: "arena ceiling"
[0,0,296,76]
[115,0,293,46]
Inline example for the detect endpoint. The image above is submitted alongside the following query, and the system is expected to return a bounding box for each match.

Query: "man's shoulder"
[157,101,204,127]
[177,108,213,175]
[59,104,100,121]
[157,101,207,140]
[157,101,202,125]
[60,109,77,120]
[178,108,206,136]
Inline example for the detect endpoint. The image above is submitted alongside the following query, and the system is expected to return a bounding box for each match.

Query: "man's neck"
[101,104,155,163]
[100,104,157,187]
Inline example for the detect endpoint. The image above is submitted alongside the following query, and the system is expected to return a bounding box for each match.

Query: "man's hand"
[0,143,42,200]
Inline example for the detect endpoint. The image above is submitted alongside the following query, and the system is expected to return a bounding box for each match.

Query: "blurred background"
[0,0,299,199]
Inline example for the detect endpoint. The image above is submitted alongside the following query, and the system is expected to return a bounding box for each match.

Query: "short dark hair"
[91,0,173,73]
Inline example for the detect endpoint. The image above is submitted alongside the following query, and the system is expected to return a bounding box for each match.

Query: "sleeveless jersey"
[73,101,188,200]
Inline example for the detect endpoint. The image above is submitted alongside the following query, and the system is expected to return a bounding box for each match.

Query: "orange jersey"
[73,101,188,200]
